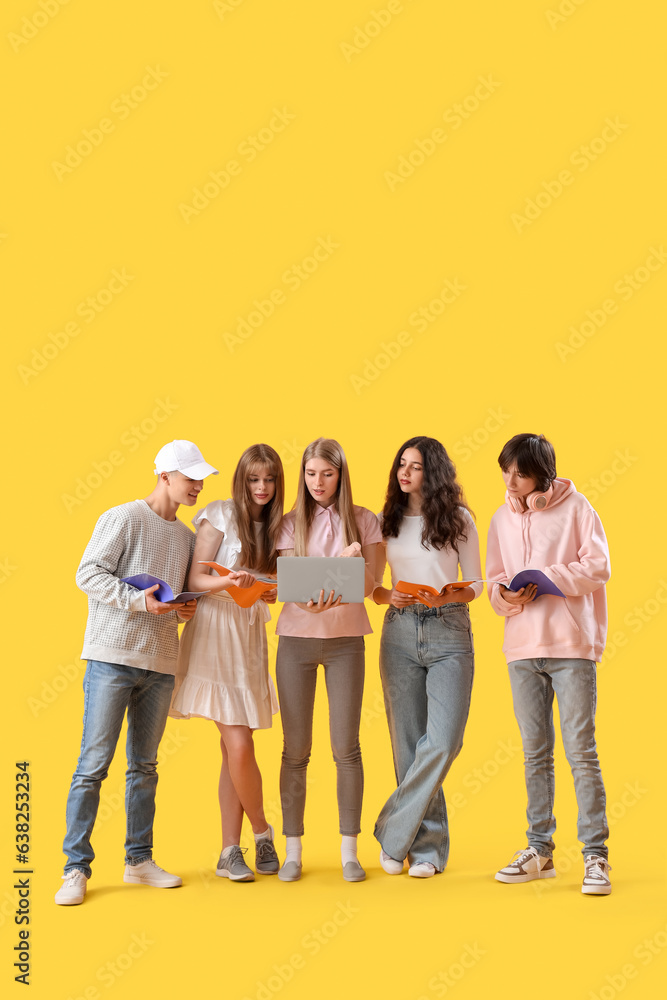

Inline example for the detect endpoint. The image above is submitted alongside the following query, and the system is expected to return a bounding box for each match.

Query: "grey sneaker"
[55,869,88,905]
[278,860,302,882]
[495,847,556,883]
[582,855,612,895]
[343,859,366,882]
[216,846,254,882]
[255,827,280,875]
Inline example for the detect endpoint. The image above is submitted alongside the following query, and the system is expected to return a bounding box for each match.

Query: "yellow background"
[2,1,665,997]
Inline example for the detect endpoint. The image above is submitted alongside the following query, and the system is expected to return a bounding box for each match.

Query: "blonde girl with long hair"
[170,444,284,882]
[274,438,381,882]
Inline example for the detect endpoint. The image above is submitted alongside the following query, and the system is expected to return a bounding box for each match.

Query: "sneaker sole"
[215,869,254,882]
[123,875,182,887]
[582,883,611,895]
[495,869,557,883]
[256,866,280,875]
[55,895,85,905]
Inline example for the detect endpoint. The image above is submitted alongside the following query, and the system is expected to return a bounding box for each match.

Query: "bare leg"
[216,723,268,843]
[217,732,244,849]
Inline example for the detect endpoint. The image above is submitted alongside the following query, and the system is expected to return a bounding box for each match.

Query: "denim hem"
[125,853,152,865]
[64,864,91,877]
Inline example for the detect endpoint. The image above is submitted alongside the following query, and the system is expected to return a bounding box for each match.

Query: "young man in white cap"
[56,441,218,905]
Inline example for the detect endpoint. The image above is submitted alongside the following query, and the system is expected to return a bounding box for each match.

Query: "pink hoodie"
[486,478,610,663]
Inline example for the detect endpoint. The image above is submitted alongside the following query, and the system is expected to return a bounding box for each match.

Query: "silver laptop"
[277,556,366,604]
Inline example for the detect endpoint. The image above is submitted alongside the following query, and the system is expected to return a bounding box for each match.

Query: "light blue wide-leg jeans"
[374,604,474,871]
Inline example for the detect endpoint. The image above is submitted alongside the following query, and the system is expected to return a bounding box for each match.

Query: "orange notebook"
[199,562,277,609]
[395,580,476,607]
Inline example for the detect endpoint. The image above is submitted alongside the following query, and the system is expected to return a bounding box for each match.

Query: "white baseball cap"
[154,440,218,479]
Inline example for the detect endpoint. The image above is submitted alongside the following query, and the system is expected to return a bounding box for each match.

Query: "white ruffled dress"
[169,499,279,729]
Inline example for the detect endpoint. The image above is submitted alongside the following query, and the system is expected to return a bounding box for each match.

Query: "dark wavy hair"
[381,437,473,553]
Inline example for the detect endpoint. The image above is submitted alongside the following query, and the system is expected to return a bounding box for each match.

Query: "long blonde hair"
[293,438,360,557]
[231,444,284,574]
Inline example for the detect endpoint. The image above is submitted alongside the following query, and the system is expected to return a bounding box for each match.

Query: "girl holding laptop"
[275,438,381,882]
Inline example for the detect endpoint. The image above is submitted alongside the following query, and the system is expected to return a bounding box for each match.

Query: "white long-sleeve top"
[379,509,483,598]
[76,499,194,673]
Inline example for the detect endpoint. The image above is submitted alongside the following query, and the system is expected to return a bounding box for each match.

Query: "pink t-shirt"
[276,504,382,638]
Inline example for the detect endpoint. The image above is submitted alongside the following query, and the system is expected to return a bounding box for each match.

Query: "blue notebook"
[507,569,565,599]
[122,573,209,604]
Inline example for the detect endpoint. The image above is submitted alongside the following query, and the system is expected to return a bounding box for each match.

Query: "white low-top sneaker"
[123,859,182,888]
[55,869,88,905]
[380,850,404,875]
[582,855,612,895]
[495,847,556,883]
[408,862,437,878]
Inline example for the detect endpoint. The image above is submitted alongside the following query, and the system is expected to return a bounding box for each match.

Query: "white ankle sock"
[341,835,358,866]
[221,844,239,859]
[284,836,302,864]
[254,826,272,843]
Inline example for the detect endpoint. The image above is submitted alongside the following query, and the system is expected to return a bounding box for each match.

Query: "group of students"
[55,431,613,905]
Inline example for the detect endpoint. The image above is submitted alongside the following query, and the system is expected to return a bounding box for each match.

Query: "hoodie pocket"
[563,601,580,632]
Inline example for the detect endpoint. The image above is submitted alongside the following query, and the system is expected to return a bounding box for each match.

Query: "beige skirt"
[169,594,279,729]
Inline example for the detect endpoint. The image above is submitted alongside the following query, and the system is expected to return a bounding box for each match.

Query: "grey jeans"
[276,635,365,836]
[508,657,609,859]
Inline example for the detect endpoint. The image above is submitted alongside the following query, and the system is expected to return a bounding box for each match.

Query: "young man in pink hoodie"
[486,433,612,895]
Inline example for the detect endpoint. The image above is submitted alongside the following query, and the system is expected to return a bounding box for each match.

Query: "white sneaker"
[408,862,437,878]
[123,859,182,888]
[582,855,612,895]
[495,846,556,883]
[380,850,404,875]
[55,869,88,905]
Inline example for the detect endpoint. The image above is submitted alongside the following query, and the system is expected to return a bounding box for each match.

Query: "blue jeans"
[63,660,175,876]
[374,603,474,871]
[508,657,608,859]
